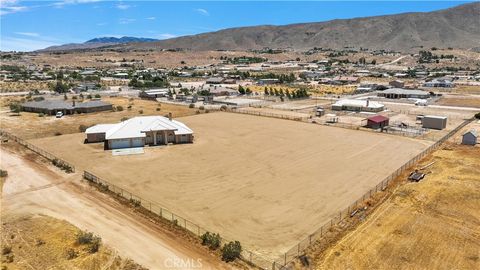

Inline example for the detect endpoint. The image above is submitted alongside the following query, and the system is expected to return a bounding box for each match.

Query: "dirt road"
[0,147,229,270]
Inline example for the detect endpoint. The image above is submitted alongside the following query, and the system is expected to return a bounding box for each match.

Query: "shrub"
[205,109,210,113]
[138,109,144,114]
[0,169,8,177]
[78,124,88,132]
[129,198,141,207]
[76,231,94,245]
[189,103,195,109]
[127,105,132,110]
[220,105,227,111]
[94,94,101,98]
[87,94,92,99]
[2,246,12,255]
[156,107,161,111]
[54,132,62,136]
[201,232,221,250]
[199,105,205,110]
[65,248,78,260]
[116,105,124,111]
[88,237,101,253]
[195,110,200,114]
[475,112,480,119]
[38,113,45,117]
[221,241,242,262]
[121,117,129,122]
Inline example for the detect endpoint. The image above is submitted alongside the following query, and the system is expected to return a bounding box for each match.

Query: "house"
[366,115,389,129]
[423,79,454,88]
[139,89,169,99]
[22,100,113,115]
[389,80,405,88]
[462,130,477,145]
[258,78,280,85]
[378,88,430,99]
[204,86,238,96]
[85,115,193,149]
[332,76,360,84]
[421,115,447,130]
[331,99,384,112]
[206,77,225,84]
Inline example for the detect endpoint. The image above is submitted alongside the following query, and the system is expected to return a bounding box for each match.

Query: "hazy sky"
[0,0,473,51]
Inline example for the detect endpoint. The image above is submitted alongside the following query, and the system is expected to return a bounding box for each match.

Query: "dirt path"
[0,147,230,270]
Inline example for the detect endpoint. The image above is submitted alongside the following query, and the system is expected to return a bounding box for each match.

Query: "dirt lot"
[0,144,230,270]
[0,96,195,139]
[435,95,480,108]
[29,112,432,260]
[1,214,146,270]
[316,142,480,270]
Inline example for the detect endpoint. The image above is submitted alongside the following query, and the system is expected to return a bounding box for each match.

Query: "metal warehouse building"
[332,99,384,112]
[377,88,430,99]
[85,115,194,150]
[421,115,447,130]
[22,100,113,115]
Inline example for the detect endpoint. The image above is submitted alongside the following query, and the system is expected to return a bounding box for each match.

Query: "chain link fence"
[0,129,75,172]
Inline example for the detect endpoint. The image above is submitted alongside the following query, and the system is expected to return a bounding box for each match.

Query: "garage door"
[110,139,130,149]
[131,138,144,148]
[180,134,189,143]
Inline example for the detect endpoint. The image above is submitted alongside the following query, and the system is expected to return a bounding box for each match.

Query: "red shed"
[367,115,389,129]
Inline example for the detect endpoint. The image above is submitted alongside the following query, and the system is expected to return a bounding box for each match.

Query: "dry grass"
[315,143,480,270]
[0,96,195,139]
[0,81,51,93]
[435,96,480,108]
[1,214,146,270]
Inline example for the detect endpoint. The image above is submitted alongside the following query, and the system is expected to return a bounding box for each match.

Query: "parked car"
[56,111,63,118]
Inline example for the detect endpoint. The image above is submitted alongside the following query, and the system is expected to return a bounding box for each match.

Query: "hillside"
[118,2,480,52]
[40,36,158,52]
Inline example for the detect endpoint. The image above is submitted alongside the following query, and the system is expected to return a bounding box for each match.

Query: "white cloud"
[116,3,130,10]
[195,8,209,16]
[119,18,135,24]
[0,36,59,52]
[146,16,156,20]
[96,22,107,26]
[0,4,28,15]
[158,33,176,39]
[14,32,40,37]
[52,0,102,8]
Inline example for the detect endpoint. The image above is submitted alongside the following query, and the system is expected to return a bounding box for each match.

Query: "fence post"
[284,253,286,265]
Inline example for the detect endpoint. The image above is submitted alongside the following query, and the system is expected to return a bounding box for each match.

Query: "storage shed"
[366,115,389,129]
[422,115,447,130]
[462,130,477,145]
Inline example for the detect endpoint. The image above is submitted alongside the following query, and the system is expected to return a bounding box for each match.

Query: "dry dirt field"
[29,112,432,260]
[435,95,480,108]
[316,142,480,270]
[0,96,195,139]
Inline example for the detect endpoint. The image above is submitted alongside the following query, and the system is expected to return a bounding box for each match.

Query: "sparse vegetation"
[221,241,242,262]
[200,232,221,250]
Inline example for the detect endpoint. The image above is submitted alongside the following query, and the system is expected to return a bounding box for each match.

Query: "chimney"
[168,112,172,121]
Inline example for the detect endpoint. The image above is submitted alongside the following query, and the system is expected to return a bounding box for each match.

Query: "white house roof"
[333,99,384,109]
[103,116,193,140]
[85,124,117,134]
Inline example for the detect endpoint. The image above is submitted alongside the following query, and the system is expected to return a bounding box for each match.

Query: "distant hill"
[39,36,158,52]
[40,3,480,53]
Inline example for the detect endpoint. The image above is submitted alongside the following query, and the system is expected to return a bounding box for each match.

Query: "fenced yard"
[28,112,433,267]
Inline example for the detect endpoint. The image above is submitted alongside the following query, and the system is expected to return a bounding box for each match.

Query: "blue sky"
[0,1,474,51]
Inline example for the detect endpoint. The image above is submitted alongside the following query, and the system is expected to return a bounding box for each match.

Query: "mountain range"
[40,3,480,53]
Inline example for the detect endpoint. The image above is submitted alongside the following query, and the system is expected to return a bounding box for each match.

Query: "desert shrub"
[94,94,101,98]
[195,110,200,114]
[221,241,242,262]
[220,105,227,111]
[35,239,45,246]
[88,237,101,253]
[156,107,161,111]
[189,103,195,108]
[129,198,141,207]
[199,105,205,110]
[121,117,129,122]
[87,94,92,99]
[475,112,480,119]
[2,246,12,255]
[65,248,78,260]
[4,254,13,263]
[200,232,221,250]
[127,105,132,110]
[76,231,94,244]
[0,169,8,177]
[38,113,45,117]
[116,105,124,111]
[78,124,88,132]
[205,109,210,113]
[138,109,144,114]
[54,131,62,136]
[52,159,60,166]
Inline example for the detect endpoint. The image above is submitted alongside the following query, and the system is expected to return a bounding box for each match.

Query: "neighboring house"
[258,78,280,85]
[366,115,389,129]
[22,100,112,115]
[139,89,169,99]
[206,77,225,84]
[331,99,384,112]
[423,79,454,88]
[378,88,431,99]
[85,116,194,150]
[462,130,478,145]
[332,76,360,84]
[206,86,238,96]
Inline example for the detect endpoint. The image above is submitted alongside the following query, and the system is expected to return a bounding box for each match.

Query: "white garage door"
[131,138,144,148]
[110,139,131,149]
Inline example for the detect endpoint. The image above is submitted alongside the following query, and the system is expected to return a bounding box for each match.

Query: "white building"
[331,99,384,112]
[85,116,193,149]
